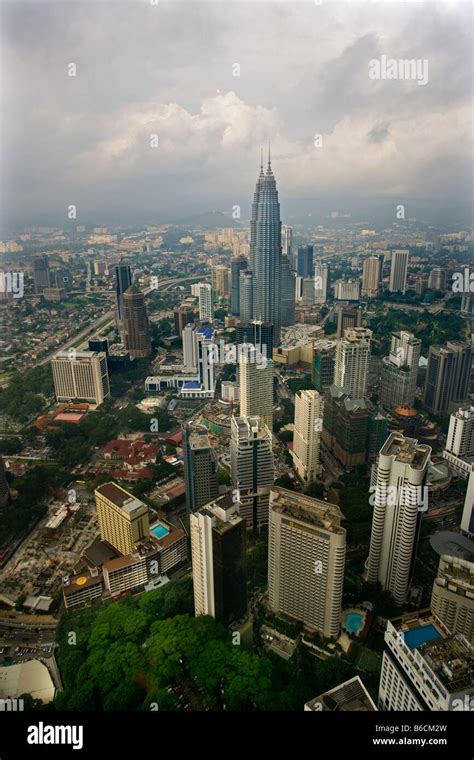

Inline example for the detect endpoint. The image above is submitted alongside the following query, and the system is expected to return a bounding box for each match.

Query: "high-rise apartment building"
[442,405,474,477]
[33,255,50,294]
[334,327,372,400]
[431,555,474,644]
[312,345,335,392]
[268,487,346,639]
[238,343,273,429]
[380,331,421,410]
[95,482,150,556]
[211,265,230,300]
[314,263,328,305]
[379,611,474,710]
[51,350,110,406]
[190,494,246,625]
[182,425,219,513]
[282,225,293,259]
[292,390,323,483]
[122,284,152,358]
[250,152,282,343]
[423,341,472,415]
[197,282,213,322]
[366,432,431,605]
[115,263,132,323]
[388,249,409,293]
[230,415,274,530]
[361,256,381,298]
[230,255,248,315]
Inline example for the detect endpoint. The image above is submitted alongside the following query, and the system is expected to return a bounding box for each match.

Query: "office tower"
[305,677,377,712]
[334,279,360,301]
[428,266,446,291]
[389,249,409,293]
[190,494,246,625]
[51,349,110,406]
[314,263,328,305]
[297,245,313,278]
[238,343,274,429]
[88,338,109,355]
[239,270,254,322]
[282,224,292,259]
[322,386,369,469]
[415,274,427,296]
[51,266,72,290]
[379,612,474,710]
[366,433,431,606]
[280,255,296,327]
[122,284,152,358]
[235,320,273,360]
[461,467,474,537]
[295,275,304,303]
[33,255,50,294]
[312,345,335,391]
[301,277,315,305]
[230,255,248,315]
[182,424,219,513]
[95,482,149,556]
[115,263,132,323]
[423,341,472,415]
[336,304,363,338]
[431,555,474,644]
[230,415,274,530]
[361,256,381,298]
[211,265,230,300]
[251,151,282,343]
[0,457,9,511]
[196,282,212,322]
[268,487,346,639]
[182,322,196,369]
[443,405,474,477]
[334,327,372,400]
[195,325,216,395]
[173,305,196,337]
[292,390,323,483]
[380,331,421,410]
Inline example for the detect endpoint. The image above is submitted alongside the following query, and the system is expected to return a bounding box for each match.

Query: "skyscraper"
[235,320,273,360]
[314,263,328,305]
[95,482,150,556]
[380,331,421,410]
[182,424,219,513]
[173,305,196,336]
[431,555,474,644]
[297,245,313,278]
[190,494,246,625]
[336,304,362,338]
[428,266,446,291]
[312,345,335,392]
[292,390,323,483]
[198,282,213,322]
[389,249,409,293]
[230,255,248,315]
[122,284,152,358]
[282,224,292,259]
[443,405,474,477]
[366,432,431,605]
[33,255,50,294]
[238,343,273,429]
[334,327,372,400]
[251,150,282,344]
[115,263,132,323]
[211,265,230,301]
[461,466,474,537]
[280,255,296,327]
[361,256,381,298]
[230,415,274,530]
[423,341,472,415]
[268,487,346,639]
[51,349,110,406]
[239,269,254,322]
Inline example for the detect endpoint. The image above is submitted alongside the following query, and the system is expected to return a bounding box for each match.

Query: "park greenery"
[0,365,54,422]
[367,308,465,356]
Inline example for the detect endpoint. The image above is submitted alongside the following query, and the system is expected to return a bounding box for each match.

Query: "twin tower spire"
[259,143,273,176]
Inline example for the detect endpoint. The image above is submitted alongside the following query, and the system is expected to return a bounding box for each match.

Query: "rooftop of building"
[270,487,345,535]
[54,349,100,359]
[380,432,431,469]
[430,531,474,562]
[198,494,243,532]
[436,554,474,591]
[63,569,103,594]
[95,482,148,514]
[305,676,377,712]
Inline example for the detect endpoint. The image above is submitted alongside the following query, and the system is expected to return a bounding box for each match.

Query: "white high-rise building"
[314,264,328,305]
[51,350,110,407]
[431,555,474,644]
[334,327,372,400]
[389,249,409,293]
[379,612,474,711]
[361,256,381,298]
[197,282,212,321]
[334,278,360,301]
[366,433,431,606]
[443,406,474,478]
[380,331,421,410]
[282,225,293,259]
[292,390,323,483]
[230,416,274,530]
[268,487,346,639]
[238,344,273,429]
[461,466,474,537]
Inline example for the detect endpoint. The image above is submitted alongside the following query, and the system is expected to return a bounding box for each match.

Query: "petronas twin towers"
[249,149,283,344]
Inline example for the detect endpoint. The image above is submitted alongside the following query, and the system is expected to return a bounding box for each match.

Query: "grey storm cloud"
[0,0,472,228]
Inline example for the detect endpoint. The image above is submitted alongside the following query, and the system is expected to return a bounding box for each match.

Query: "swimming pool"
[403,624,441,649]
[342,611,365,635]
[150,523,170,539]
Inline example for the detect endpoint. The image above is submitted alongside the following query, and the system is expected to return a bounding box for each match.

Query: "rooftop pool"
[342,611,365,635]
[403,624,441,649]
[150,523,170,539]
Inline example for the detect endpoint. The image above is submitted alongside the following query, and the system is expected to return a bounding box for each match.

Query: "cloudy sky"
[1,0,472,229]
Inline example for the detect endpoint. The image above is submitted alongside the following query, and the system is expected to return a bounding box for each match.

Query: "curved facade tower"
[251,150,282,344]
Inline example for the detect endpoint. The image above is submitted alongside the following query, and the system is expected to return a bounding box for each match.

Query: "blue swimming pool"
[342,611,364,635]
[150,523,170,539]
[403,624,440,649]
